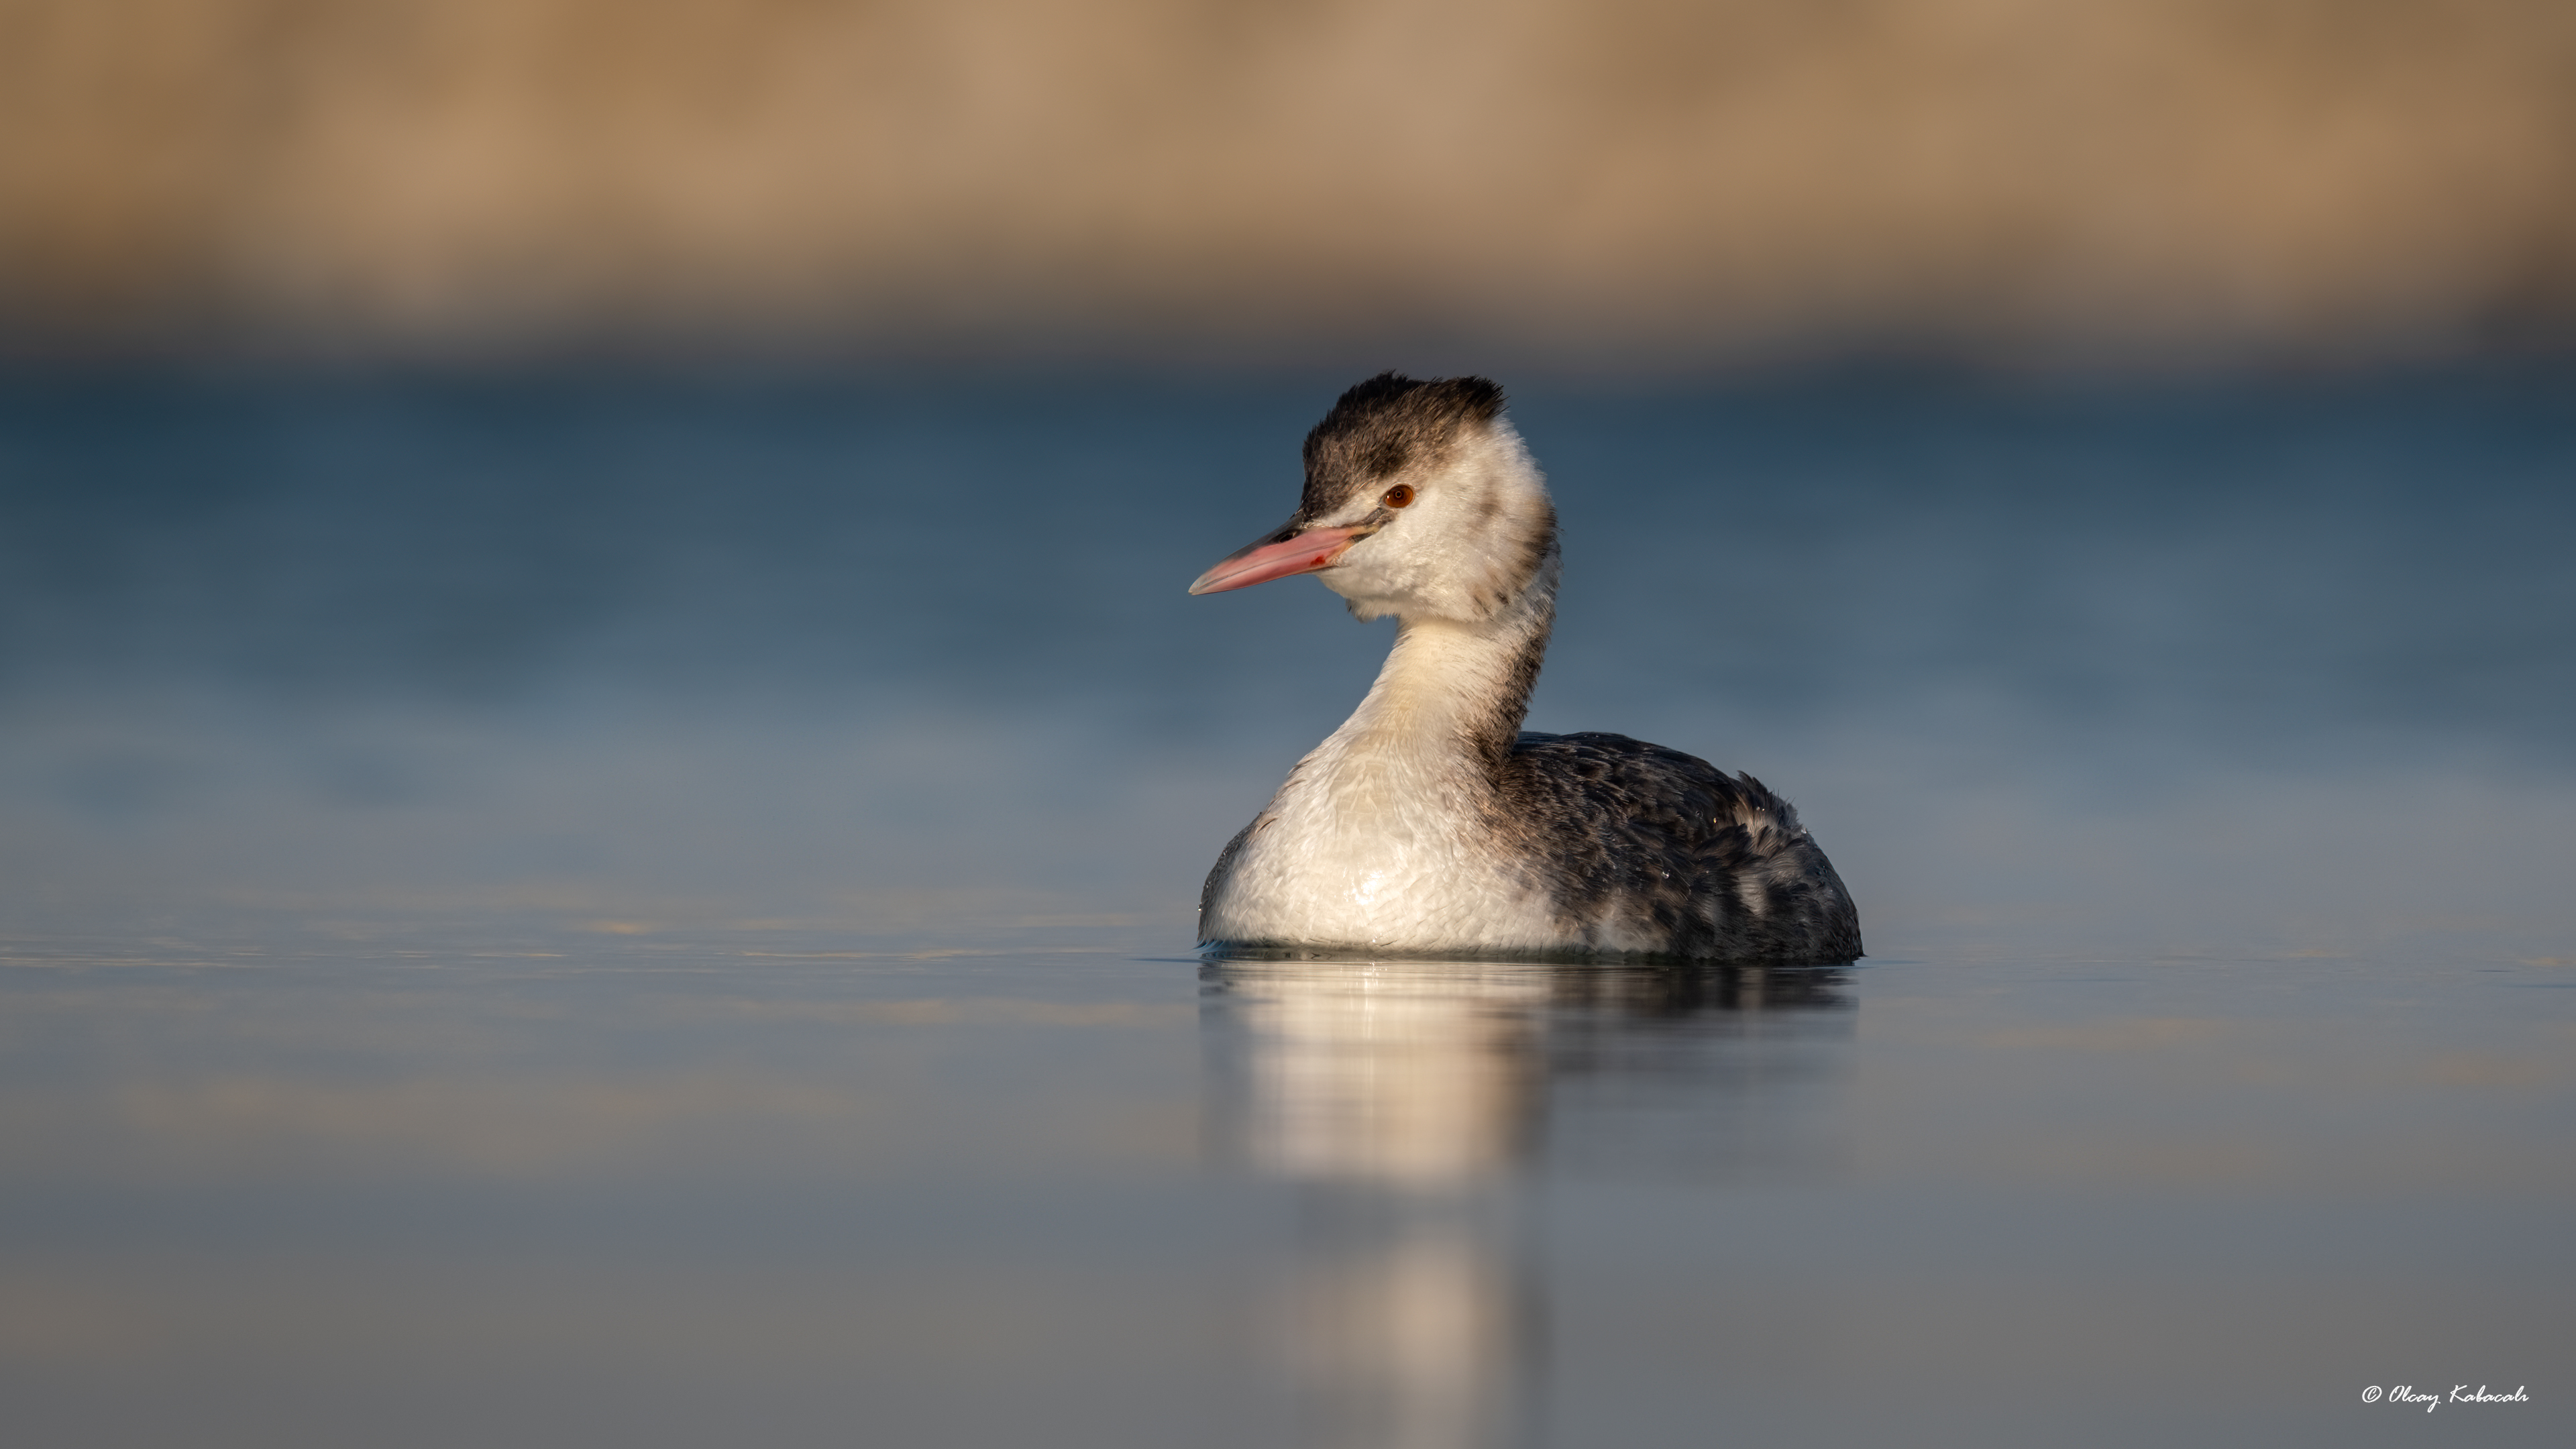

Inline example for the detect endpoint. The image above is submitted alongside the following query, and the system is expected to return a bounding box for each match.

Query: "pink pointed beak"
[1188,523,1372,595]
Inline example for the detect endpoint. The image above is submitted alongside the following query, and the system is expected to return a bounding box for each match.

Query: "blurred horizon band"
[3,0,2574,366]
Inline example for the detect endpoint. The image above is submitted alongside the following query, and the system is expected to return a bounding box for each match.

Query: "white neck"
[1322,588,1550,780]
[1201,576,1562,949]
[1267,556,1556,861]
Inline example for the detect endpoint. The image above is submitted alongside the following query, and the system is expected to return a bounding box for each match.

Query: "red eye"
[1382,484,1415,508]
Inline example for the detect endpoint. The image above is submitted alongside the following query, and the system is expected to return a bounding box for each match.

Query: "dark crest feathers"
[1297,373,1506,521]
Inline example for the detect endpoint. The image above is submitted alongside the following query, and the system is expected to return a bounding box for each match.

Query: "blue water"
[1,364,2569,1446]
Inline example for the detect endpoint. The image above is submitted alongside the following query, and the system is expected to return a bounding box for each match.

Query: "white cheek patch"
[1320,424,1551,627]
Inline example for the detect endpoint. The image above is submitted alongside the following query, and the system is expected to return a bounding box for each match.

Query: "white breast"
[1201,710,1561,954]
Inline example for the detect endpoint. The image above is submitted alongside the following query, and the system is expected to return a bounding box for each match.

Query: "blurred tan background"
[5,0,2573,363]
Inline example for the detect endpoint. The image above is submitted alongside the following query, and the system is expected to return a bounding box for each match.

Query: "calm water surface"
[1,367,2569,1446]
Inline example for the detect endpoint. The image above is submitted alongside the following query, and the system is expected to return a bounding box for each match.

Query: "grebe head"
[1187,373,1557,624]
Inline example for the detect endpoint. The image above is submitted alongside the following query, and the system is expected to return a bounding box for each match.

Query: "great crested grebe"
[1189,374,1861,962]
